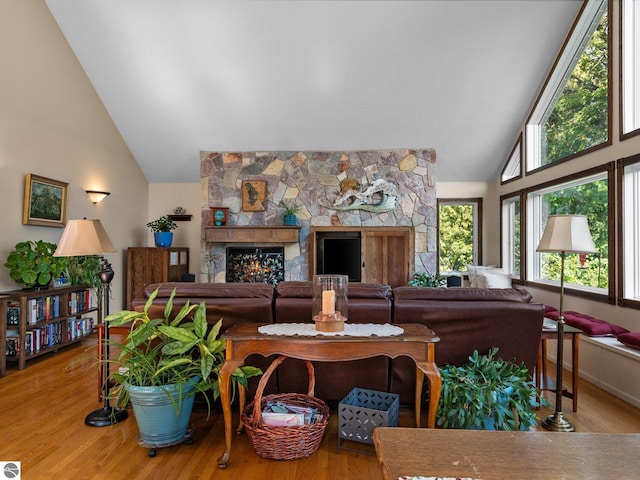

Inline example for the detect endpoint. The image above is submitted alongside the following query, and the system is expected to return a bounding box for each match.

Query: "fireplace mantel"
[205,226,299,244]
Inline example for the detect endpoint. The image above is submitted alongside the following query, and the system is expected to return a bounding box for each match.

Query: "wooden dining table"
[216,322,441,468]
[373,427,640,479]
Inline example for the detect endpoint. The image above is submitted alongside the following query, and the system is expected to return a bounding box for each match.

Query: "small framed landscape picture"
[22,173,68,228]
[241,180,266,211]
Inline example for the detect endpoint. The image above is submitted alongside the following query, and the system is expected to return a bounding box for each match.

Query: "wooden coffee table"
[374,427,640,479]
[216,322,440,468]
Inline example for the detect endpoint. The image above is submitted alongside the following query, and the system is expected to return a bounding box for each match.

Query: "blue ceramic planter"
[153,232,173,248]
[126,380,197,446]
[283,214,297,226]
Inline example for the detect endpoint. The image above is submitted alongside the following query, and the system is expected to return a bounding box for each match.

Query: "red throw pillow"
[617,332,640,350]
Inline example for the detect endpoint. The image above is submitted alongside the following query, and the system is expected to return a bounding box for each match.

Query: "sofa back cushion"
[393,286,532,303]
[391,286,543,403]
[132,282,275,330]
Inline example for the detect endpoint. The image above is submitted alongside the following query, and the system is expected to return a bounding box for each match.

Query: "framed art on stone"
[241,180,266,211]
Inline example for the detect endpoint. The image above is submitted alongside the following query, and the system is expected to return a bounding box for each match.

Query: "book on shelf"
[6,330,19,357]
[26,295,61,324]
[69,289,92,314]
[7,302,20,326]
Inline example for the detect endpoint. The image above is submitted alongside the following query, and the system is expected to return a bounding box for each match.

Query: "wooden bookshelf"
[1,285,100,371]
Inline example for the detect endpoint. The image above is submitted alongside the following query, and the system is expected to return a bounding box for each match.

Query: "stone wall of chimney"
[200,149,437,283]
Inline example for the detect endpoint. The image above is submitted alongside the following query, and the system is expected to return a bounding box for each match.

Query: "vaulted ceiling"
[44,0,582,183]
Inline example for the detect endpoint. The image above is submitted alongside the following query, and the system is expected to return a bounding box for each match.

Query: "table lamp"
[536,214,595,432]
[54,219,128,427]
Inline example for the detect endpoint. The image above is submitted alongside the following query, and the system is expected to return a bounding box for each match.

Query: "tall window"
[501,194,521,280]
[527,0,609,171]
[621,158,640,303]
[527,172,609,292]
[438,199,481,273]
[501,135,522,184]
[622,0,640,136]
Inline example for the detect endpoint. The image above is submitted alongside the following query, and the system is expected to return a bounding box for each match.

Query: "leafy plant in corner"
[66,255,104,305]
[106,287,262,414]
[437,347,547,431]
[4,240,67,288]
[146,215,178,233]
[407,271,446,288]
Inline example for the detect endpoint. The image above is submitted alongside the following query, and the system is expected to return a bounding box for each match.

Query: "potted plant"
[437,347,546,431]
[280,201,300,226]
[106,287,262,449]
[407,271,446,288]
[4,240,67,289]
[146,215,178,247]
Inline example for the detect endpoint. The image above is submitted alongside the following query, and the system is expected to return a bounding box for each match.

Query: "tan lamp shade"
[54,219,117,257]
[536,214,596,254]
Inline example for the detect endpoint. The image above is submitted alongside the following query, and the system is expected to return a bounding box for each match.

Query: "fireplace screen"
[226,247,284,285]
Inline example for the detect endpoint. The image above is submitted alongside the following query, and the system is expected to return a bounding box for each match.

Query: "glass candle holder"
[312,274,348,332]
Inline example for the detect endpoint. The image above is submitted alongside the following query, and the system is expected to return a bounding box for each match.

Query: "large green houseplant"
[437,348,546,431]
[106,287,261,446]
[4,240,67,289]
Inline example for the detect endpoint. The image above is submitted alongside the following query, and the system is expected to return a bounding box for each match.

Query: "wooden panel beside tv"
[310,226,414,288]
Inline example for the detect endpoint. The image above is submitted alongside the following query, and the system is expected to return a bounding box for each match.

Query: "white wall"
[147,184,202,277]
[0,0,149,311]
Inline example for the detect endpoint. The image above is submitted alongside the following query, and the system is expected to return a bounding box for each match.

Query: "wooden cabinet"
[362,229,413,288]
[310,227,413,288]
[0,285,100,374]
[126,247,189,308]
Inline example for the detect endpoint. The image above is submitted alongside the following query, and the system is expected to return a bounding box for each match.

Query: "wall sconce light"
[86,190,110,204]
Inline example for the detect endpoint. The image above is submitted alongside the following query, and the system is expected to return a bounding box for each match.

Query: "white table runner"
[258,323,404,337]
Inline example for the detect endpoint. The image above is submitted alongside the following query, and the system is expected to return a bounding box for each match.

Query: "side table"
[536,321,581,412]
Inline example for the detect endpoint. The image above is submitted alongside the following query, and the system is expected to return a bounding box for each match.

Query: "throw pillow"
[466,265,499,288]
[477,270,512,289]
[617,332,640,350]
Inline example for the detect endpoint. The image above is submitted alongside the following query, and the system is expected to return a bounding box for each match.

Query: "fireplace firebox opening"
[226,247,284,285]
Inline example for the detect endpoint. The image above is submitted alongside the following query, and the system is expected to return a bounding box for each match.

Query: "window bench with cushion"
[544,305,640,408]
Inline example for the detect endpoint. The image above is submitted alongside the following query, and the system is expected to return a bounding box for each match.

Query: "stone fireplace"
[200,149,437,283]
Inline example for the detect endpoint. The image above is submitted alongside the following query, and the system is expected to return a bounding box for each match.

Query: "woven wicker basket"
[241,355,330,460]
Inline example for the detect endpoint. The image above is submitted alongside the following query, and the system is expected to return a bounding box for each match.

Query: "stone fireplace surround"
[200,148,437,283]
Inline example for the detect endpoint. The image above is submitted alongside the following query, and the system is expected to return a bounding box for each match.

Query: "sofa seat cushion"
[617,332,640,350]
[545,310,630,337]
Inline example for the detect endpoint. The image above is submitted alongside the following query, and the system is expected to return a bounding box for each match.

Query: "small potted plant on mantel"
[280,201,301,226]
[147,215,178,247]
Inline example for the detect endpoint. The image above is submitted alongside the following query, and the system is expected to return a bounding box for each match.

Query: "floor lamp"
[54,219,128,427]
[536,214,595,432]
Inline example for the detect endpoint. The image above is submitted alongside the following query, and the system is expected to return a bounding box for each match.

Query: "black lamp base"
[85,406,128,427]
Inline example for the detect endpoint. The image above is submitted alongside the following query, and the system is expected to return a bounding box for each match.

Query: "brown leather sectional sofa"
[132,281,544,405]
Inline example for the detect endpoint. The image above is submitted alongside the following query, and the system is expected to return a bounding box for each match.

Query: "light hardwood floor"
[1,337,639,480]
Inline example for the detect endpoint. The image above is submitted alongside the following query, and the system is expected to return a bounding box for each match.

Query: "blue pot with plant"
[147,216,177,248]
